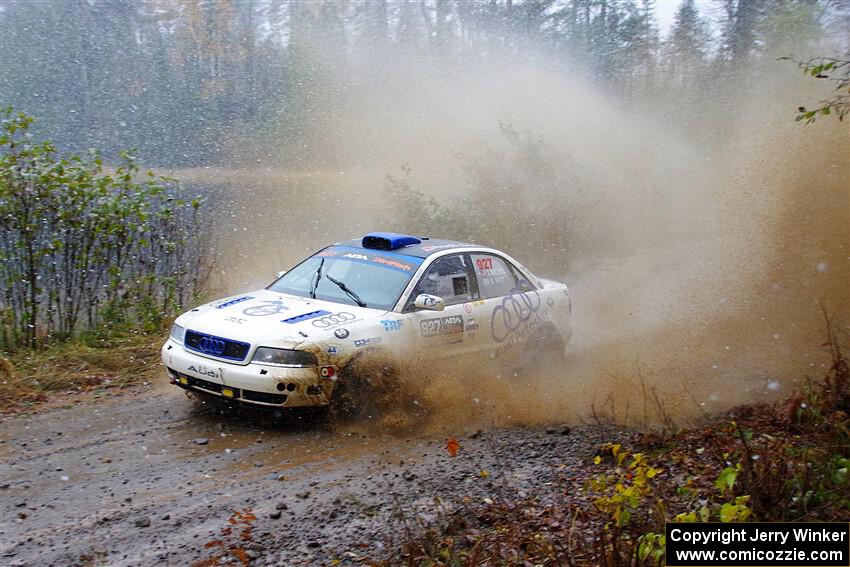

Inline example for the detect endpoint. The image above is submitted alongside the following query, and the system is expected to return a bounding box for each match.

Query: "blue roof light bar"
[361,232,422,251]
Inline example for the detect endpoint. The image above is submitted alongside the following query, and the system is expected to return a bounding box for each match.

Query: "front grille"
[184,330,250,361]
[242,390,288,405]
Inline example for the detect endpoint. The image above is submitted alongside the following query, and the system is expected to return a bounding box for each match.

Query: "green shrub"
[0,108,209,350]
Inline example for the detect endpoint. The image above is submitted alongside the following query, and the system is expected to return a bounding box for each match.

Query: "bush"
[0,108,209,350]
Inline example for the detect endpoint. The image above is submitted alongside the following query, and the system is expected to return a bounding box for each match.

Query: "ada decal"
[243,300,290,317]
[380,319,403,332]
[187,364,221,380]
[354,336,382,347]
[420,315,464,338]
[334,328,350,339]
[215,295,254,309]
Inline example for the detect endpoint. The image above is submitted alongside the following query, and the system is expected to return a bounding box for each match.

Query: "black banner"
[666,523,850,566]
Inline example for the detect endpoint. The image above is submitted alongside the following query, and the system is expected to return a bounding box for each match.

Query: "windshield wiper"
[326,275,367,307]
[310,258,324,299]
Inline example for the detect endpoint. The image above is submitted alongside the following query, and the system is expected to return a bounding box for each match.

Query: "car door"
[402,253,483,358]
[467,252,542,364]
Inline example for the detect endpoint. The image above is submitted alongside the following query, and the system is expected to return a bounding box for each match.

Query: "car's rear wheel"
[517,323,566,378]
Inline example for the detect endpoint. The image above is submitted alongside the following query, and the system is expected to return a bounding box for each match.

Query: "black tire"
[518,324,566,377]
[330,354,399,422]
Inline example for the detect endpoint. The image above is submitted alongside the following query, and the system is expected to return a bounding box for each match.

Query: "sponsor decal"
[224,316,246,325]
[187,364,221,380]
[311,312,356,329]
[371,256,416,272]
[472,300,486,306]
[421,243,461,252]
[320,246,423,274]
[546,297,555,307]
[282,310,332,324]
[380,319,403,332]
[354,336,382,347]
[491,288,543,343]
[243,300,290,316]
[420,315,464,338]
[214,295,254,309]
[465,317,479,331]
[463,303,473,314]
[326,346,339,355]
[334,328,350,339]
[492,307,551,359]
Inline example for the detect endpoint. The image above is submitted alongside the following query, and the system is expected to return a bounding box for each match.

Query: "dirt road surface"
[0,382,602,566]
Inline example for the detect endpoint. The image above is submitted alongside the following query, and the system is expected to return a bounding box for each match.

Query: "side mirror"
[414,294,445,311]
[276,270,287,278]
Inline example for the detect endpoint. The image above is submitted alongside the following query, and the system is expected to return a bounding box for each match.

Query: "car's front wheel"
[330,353,399,422]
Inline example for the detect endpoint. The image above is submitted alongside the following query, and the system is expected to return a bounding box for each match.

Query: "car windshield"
[267,246,423,310]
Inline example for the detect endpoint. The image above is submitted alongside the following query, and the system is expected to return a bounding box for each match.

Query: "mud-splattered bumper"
[160,340,336,408]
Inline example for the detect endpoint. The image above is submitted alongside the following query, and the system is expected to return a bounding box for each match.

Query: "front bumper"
[161,339,336,408]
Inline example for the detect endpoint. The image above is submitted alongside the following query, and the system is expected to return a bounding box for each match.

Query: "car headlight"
[170,323,185,344]
[252,347,317,367]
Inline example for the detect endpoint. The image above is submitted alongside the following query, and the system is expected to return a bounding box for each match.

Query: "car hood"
[175,289,388,348]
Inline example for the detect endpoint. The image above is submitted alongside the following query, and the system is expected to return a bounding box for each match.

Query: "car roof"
[335,235,477,259]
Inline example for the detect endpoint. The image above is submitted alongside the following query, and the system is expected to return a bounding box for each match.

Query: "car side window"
[471,253,527,299]
[506,262,536,292]
[406,254,472,311]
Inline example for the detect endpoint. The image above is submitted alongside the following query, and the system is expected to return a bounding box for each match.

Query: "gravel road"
[0,382,603,566]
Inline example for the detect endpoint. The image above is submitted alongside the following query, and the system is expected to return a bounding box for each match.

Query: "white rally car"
[162,233,572,412]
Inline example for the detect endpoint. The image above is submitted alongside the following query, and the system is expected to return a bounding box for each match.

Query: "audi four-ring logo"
[198,336,226,355]
[311,312,356,328]
[490,289,542,343]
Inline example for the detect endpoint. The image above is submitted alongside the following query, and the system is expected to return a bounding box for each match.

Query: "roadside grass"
[0,330,164,414]
[376,318,849,566]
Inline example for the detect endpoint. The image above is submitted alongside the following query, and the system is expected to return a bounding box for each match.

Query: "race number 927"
[476,257,493,273]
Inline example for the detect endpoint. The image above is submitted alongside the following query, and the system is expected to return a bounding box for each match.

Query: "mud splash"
[183,45,848,430]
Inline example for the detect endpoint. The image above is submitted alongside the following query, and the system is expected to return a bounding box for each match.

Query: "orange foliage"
[446,437,460,457]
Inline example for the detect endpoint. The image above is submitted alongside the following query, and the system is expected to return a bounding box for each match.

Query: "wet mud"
[0,383,600,566]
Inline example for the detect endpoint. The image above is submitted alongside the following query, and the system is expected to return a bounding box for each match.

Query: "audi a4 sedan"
[162,232,572,411]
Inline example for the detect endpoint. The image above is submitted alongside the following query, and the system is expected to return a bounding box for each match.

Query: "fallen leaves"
[446,437,460,457]
[193,508,256,567]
